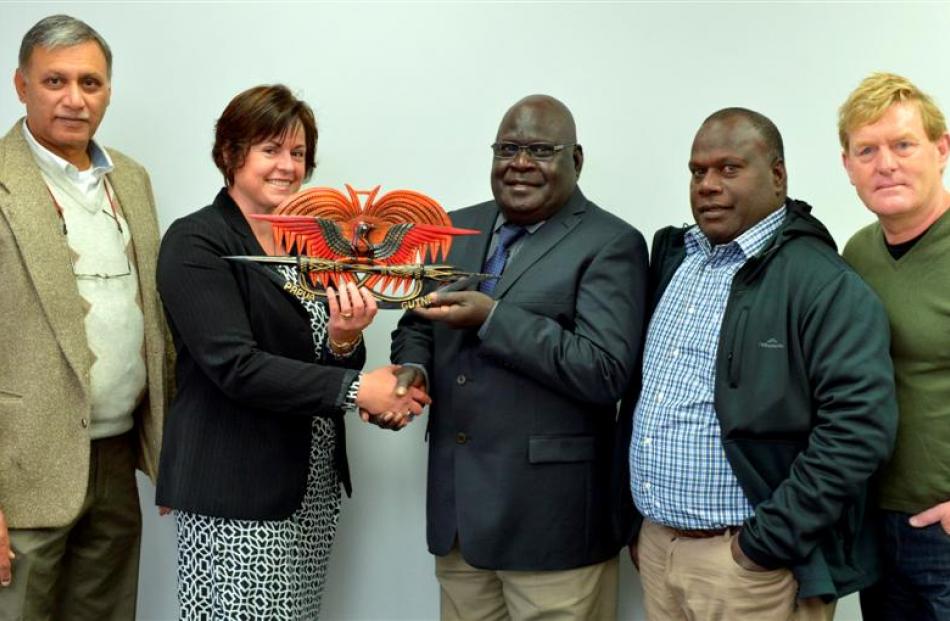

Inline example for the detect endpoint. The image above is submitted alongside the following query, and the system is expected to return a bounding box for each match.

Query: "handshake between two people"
[329,285,496,432]
[354,366,428,431]
[326,283,429,431]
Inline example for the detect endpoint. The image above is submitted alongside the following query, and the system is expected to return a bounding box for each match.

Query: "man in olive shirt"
[840,72,950,620]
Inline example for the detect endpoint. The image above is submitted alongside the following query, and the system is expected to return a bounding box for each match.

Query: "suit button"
[456,432,468,445]
[80,418,88,428]
[456,374,467,385]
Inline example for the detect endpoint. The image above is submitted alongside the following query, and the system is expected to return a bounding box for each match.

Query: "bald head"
[497,95,578,145]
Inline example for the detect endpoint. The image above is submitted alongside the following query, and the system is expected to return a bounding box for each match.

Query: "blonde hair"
[838,72,946,150]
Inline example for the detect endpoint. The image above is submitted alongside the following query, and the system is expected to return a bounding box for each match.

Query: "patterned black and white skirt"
[175,417,340,620]
[176,265,342,620]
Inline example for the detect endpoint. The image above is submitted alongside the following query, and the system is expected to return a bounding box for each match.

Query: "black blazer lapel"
[449,202,498,274]
[494,188,588,298]
[214,188,258,250]
[212,189,320,316]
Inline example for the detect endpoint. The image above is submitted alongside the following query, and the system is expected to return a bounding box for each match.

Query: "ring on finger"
[342,312,353,319]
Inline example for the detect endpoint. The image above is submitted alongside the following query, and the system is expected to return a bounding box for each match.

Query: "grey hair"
[18,15,112,77]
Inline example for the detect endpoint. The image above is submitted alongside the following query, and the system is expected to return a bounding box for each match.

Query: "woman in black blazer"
[155,85,427,620]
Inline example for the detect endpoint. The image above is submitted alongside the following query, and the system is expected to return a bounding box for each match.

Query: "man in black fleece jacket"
[623,107,898,621]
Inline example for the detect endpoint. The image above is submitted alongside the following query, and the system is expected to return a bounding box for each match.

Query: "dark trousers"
[0,432,142,621]
[860,509,950,621]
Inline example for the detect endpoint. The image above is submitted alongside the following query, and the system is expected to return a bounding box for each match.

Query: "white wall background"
[2,2,949,619]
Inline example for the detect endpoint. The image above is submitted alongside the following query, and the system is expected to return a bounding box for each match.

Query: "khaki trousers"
[435,544,618,621]
[637,519,836,621]
[0,432,142,621]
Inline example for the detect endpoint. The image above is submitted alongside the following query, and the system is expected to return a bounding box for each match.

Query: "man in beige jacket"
[0,15,167,620]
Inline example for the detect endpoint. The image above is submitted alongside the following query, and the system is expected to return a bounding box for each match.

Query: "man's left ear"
[937,132,949,175]
[772,159,787,195]
[574,144,584,180]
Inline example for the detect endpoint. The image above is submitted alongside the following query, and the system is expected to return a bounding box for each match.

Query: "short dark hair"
[212,84,318,186]
[703,107,785,164]
[19,15,112,77]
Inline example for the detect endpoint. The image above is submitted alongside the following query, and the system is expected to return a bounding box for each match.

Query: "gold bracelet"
[329,332,363,356]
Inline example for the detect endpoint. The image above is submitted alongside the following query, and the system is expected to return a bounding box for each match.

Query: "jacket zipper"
[727,307,750,388]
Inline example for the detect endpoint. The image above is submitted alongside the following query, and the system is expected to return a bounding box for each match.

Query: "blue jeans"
[860,509,950,621]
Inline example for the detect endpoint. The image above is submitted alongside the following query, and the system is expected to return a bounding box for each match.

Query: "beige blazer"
[0,122,167,528]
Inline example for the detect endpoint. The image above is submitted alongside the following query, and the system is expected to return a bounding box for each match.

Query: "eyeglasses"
[490,142,576,161]
[69,218,132,281]
[47,183,133,281]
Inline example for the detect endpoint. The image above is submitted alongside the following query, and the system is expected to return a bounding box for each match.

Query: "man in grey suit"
[391,95,648,620]
[0,15,167,620]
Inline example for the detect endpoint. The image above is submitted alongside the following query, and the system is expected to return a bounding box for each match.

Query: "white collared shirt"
[21,119,114,200]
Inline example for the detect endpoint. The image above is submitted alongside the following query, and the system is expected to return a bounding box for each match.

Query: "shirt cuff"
[338,370,361,414]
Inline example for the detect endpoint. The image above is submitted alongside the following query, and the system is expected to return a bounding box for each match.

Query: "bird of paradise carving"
[231,184,486,305]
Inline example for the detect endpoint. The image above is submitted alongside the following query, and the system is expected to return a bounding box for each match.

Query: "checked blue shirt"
[630,206,786,530]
